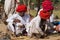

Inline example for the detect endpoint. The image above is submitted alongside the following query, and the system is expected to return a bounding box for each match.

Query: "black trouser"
[39,19,46,32]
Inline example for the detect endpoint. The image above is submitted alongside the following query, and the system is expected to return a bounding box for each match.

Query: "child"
[27,0,54,38]
[6,4,30,36]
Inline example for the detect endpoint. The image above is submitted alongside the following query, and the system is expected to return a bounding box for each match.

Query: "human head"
[42,0,54,12]
[16,4,27,17]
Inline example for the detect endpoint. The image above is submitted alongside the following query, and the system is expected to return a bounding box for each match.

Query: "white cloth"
[26,9,43,34]
[6,13,30,34]
[26,15,44,36]
[15,23,25,35]
[6,13,30,24]
[49,14,54,22]
[26,9,54,36]
[4,0,16,18]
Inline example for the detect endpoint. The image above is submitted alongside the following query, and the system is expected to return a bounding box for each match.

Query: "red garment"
[42,0,54,12]
[16,4,27,12]
[44,0,50,1]
[39,10,50,20]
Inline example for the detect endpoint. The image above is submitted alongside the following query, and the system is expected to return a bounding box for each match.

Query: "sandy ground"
[0,22,60,40]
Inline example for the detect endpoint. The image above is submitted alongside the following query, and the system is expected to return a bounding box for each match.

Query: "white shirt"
[6,13,30,25]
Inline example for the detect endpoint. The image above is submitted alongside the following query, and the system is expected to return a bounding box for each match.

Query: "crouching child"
[27,0,54,38]
[6,4,30,37]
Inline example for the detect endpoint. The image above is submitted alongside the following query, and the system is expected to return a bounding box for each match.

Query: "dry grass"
[53,10,60,18]
[30,9,60,19]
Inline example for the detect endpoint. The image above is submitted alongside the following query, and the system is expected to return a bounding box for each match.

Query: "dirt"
[0,22,60,40]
